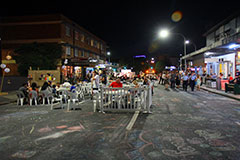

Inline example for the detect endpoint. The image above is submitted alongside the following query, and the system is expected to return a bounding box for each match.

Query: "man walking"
[182,72,189,91]
[189,72,197,91]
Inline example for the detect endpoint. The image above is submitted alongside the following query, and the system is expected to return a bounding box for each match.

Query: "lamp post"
[185,40,197,51]
[159,29,187,71]
[0,54,11,95]
[107,51,111,63]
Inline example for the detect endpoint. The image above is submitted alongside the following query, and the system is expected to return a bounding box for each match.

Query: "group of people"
[158,70,201,91]
[18,80,59,104]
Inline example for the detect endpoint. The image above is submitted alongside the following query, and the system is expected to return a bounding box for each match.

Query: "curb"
[0,100,16,106]
[201,87,240,101]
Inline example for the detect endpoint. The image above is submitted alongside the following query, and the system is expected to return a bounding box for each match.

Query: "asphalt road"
[0,85,240,160]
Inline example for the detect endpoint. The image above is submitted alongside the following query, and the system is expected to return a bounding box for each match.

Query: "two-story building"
[0,14,107,79]
[182,11,240,78]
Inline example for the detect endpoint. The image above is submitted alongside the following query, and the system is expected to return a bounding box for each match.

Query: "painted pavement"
[0,85,239,160]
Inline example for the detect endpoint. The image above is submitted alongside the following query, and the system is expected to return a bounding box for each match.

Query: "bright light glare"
[159,30,169,38]
[228,43,240,49]
[107,52,111,55]
[185,40,190,44]
[205,52,214,56]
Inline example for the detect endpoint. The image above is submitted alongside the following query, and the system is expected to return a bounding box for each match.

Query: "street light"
[159,29,187,71]
[185,40,197,51]
[107,51,111,63]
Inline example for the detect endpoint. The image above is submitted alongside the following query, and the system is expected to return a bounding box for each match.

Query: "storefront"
[205,52,235,78]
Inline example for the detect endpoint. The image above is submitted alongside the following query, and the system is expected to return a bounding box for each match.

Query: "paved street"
[0,85,240,160]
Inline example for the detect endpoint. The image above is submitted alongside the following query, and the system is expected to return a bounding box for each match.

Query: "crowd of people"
[158,70,240,92]
[18,68,240,105]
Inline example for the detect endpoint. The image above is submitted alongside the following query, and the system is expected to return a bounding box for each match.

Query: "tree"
[155,60,166,73]
[14,42,63,76]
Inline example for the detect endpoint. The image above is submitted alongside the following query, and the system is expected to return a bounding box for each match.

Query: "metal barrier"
[93,84,152,113]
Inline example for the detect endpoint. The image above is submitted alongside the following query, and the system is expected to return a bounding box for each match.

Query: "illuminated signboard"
[134,55,146,58]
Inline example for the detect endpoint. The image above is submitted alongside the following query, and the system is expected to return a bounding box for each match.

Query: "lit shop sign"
[95,64,106,68]
[133,55,146,58]
[165,66,176,69]
[88,58,98,63]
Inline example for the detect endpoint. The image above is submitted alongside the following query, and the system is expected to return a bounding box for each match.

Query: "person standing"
[164,72,170,90]
[189,72,197,91]
[158,72,162,84]
[92,71,100,91]
[196,75,201,91]
[101,70,107,86]
[182,72,189,91]
[162,71,166,85]
[175,72,181,89]
[170,71,176,89]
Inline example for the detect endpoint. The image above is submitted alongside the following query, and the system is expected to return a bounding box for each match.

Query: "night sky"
[0,0,239,59]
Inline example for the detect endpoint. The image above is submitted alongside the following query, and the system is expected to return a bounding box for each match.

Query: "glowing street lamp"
[158,29,187,71]
[185,40,197,51]
[158,29,169,38]
[107,51,111,63]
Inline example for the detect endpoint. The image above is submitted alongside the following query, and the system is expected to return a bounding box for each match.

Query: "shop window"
[91,39,94,46]
[65,26,71,37]
[75,31,79,40]
[66,46,71,56]
[74,48,78,57]
[86,52,89,57]
[81,34,85,42]
[81,50,84,57]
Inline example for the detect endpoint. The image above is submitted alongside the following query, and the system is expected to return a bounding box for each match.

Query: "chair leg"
[35,99,37,105]
[48,98,50,105]
[51,99,54,110]
[43,98,45,105]
[30,99,32,106]
[67,100,70,111]
[20,99,23,106]
[17,99,19,105]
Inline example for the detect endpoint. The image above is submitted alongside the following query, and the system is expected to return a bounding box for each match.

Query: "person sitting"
[132,80,139,88]
[109,78,123,88]
[228,74,233,83]
[30,82,39,93]
[40,82,52,93]
[19,83,28,98]
[233,75,240,85]
[70,83,77,92]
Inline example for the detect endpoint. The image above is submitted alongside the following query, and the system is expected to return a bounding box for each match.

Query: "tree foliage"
[14,42,63,76]
[155,60,166,73]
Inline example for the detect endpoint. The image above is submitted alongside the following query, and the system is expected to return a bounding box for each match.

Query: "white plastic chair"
[16,91,25,106]
[29,90,38,106]
[67,90,81,111]
[40,90,51,105]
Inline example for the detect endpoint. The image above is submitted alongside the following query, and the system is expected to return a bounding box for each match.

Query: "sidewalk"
[0,91,17,105]
[201,85,240,101]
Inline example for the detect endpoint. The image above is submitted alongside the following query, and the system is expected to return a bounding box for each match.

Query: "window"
[91,39,94,46]
[85,52,89,57]
[65,26,71,37]
[97,42,100,49]
[75,31,79,40]
[81,50,84,57]
[66,46,71,56]
[81,34,85,42]
[237,16,240,28]
[74,48,78,57]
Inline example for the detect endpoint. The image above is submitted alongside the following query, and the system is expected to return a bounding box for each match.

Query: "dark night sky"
[0,0,239,59]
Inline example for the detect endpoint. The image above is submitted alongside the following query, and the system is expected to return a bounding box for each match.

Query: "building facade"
[182,12,240,78]
[0,14,107,79]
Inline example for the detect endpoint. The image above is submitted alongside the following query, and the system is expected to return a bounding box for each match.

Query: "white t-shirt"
[93,75,100,88]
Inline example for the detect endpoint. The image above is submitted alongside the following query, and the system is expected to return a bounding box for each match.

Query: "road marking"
[235,122,240,126]
[126,111,140,131]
